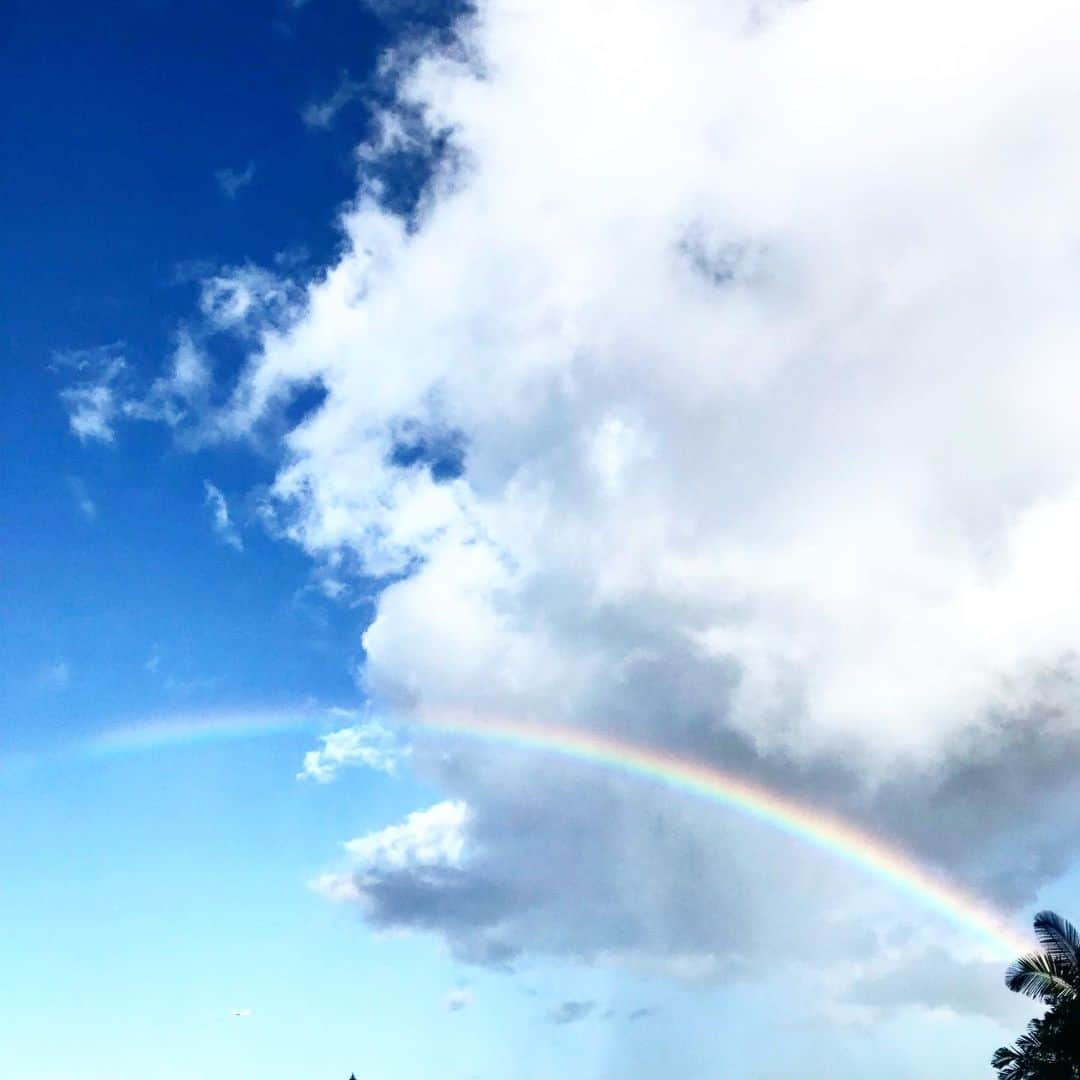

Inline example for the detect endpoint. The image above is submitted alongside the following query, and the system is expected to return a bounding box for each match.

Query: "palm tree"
[992,1007,1080,1079]
[994,911,1080,1078]
[1006,912,1080,1005]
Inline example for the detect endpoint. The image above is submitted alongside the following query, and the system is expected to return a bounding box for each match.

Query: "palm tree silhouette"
[993,911,1080,1078]
[1007,912,1080,1005]
[993,1006,1080,1079]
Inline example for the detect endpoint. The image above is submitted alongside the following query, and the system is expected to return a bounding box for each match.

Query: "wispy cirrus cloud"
[215,161,255,199]
[40,661,71,691]
[443,987,472,1012]
[203,481,243,551]
[54,331,212,442]
[301,72,360,130]
[68,477,97,520]
[53,344,128,443]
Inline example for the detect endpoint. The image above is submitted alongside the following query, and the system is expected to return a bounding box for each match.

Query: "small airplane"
[232,1009,252,1018]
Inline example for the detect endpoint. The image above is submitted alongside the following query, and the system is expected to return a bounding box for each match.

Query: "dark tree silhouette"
[1007,912,1080,1005]
[994,912,1080,1078]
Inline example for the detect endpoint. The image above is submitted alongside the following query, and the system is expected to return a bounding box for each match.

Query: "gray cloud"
[847,947,1034,1026]
[548,1001,595,1026]
[354,866,517,934]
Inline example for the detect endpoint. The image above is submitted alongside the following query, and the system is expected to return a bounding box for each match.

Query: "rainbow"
[83,707,317,758]
[2,707,323,778]
[413,709,1032,959]
[12,703,1031,957]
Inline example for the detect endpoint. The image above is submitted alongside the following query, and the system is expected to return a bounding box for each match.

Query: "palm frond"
[1005,952,1079,1003]
[992,1016,1063,1079]
[1034,910,1080,966]
[991,1043,1022,1069]
[991,1046,1021,1077]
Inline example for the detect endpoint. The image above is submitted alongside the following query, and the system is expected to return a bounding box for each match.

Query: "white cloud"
[123,0,1080,1019]
[68,477,97,520]
[312,800,518,949]
[215,162,256,199]
[198,265,302,340]
[309,871,363,904]
[214,0,1080,766]
[63,384,116,442]
[163,330,210,398]
[443,987,472,1012]
[204,481,243,551]
[139,330,213,428]
[40,661,71,691]
[344,800,469,871]
[302,74,361,131]
[297,720,404,782]
[55,333,211,441]
[54,345,128,443]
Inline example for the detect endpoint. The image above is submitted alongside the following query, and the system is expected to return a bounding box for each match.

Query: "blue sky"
[5,0,1080,1077]
[2,0,378,738]
[1,3,457,1075]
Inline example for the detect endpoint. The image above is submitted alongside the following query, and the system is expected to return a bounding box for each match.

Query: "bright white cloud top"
[297,719,403,782]
[220,0,1080,764]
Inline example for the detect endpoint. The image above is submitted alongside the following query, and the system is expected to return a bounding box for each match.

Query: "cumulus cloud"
[226,0,1080,761]
[297,719,403,782]
[131,0,1080,1017]
[312,801,526,961]
[345,800,468,870]
[312,801,471,900]
[204,481,243,551]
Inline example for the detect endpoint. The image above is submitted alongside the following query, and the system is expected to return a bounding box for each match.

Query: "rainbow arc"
[416,709,1032,959]
[59,704,1031,958]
